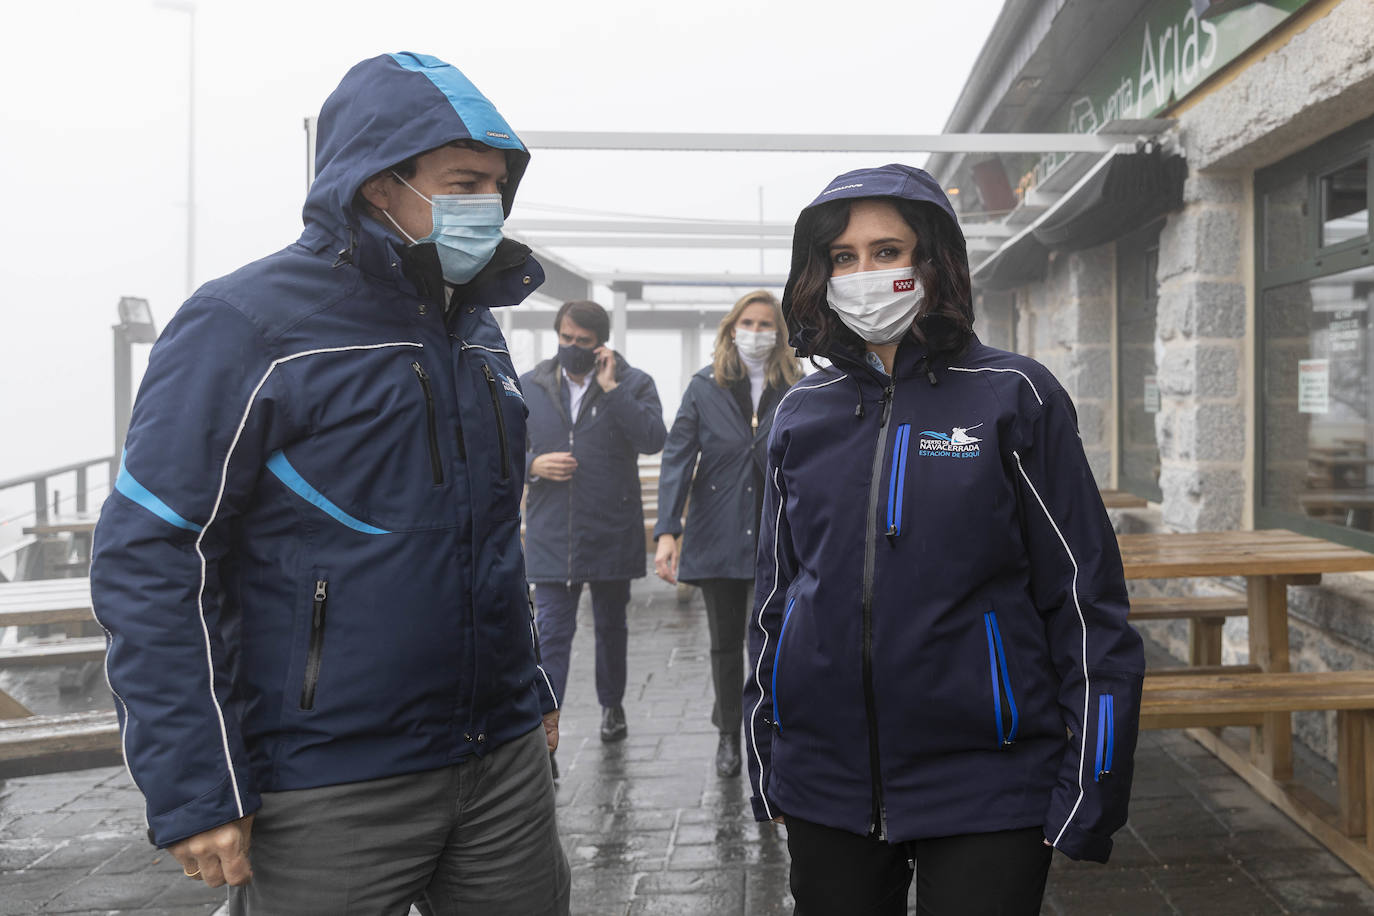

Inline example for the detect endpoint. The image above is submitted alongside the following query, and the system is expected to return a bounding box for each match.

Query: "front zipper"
[861,381,896,838]
[1095,694,1116,781]
[411,362,444,485]
[770,597,798,731]
[480,364,512,482]
[300,579,328,710]
[983,611,1020,746]
[885,424,911,541]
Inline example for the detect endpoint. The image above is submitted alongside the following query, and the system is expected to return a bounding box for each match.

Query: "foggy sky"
[0,0,1003,500]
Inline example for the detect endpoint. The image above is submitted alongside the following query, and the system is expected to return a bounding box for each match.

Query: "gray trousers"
[228,725,570,915]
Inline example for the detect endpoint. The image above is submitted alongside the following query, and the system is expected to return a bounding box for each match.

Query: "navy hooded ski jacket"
[90,53,555,848]
[744,165,1144,863]
[521,353,666,583]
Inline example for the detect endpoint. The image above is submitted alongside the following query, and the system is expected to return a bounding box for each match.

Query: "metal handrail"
[0,456,114,526]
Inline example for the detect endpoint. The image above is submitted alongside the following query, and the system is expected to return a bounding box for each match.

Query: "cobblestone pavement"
[4,572,1374,913]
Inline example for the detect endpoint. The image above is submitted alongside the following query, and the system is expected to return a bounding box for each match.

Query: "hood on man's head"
[303,52,529,236]
[781,164,967,354]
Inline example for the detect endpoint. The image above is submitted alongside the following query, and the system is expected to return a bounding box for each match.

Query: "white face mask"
[826,266,924,344]
[734,328,774,360]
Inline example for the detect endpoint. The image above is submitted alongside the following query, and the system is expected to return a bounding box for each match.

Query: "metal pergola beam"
[509,218,795,236]
[592,272,787,288]
[519,131,1155,154]
[523,234,792,249]
[507,308,729,332]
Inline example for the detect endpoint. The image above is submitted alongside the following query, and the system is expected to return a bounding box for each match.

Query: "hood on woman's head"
[781,164,973,361]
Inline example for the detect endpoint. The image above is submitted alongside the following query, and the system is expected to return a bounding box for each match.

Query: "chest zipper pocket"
[1095,694,1116,781]
[983,611,1019,747]
[300,579,329,711]
[770,597,798,731]
[411,362,444,485]
[481,364,512,482]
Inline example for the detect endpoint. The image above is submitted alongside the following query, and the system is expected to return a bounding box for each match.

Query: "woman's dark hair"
[554,299,610,345]
[787,196,973,364]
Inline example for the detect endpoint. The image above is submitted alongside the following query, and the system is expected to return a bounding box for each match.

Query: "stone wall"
[1014,244,1115,483]
[1151,174,1249,532]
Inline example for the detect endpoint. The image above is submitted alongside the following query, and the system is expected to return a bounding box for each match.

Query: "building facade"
[933,0,1374,759]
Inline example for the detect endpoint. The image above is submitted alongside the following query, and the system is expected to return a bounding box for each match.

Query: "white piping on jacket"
[747,372,849,819]
[530,619,559,709]
[1012,449,1089,850]
[188,341,423,821]
[948,366,1043,406]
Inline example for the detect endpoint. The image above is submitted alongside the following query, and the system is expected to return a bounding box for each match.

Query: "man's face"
[364,144,509,242]
[557,316,599,350]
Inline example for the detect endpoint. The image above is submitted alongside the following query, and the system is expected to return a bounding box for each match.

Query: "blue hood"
[303,52,530,239]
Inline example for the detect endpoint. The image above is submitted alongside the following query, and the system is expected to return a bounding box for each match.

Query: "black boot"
[600,705,627,742]
[716,732,741,777]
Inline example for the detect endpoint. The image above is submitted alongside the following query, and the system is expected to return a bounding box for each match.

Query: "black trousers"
[695,577,750,735]
[785,816,1052,916]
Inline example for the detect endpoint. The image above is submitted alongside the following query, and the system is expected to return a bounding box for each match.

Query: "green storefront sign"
[1033,0,1315,182]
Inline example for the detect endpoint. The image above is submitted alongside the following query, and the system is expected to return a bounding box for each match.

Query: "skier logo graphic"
[918,423,983,458]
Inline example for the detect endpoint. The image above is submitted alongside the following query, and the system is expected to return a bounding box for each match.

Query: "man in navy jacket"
[89,54,569,914]
[522,300,666,756]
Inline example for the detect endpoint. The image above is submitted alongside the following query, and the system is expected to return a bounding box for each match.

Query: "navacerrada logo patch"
[919,423,983,459]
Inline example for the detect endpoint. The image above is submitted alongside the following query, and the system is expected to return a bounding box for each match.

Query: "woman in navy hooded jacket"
[743,164,1144,915]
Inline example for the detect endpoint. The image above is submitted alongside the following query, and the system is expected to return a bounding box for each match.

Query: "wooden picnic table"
[1119,529,1374,781]
[21,514,99,537]
[1099,489,1149,509]
[0,578,97,718]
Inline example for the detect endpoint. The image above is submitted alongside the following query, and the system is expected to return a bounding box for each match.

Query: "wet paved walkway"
[4,573,1374,913]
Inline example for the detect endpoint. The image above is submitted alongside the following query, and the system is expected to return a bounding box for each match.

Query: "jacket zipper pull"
[313,580,328,626]
[921,357,938,386]
[751,412,759,431]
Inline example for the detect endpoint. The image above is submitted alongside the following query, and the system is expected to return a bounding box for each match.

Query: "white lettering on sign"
[1137,10,1219,116]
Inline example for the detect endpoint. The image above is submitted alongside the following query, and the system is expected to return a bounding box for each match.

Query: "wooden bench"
[1100,489,1149,509]
[1141,670,1374,883]
[0,710,122,776]
[1130,594,1249,668]
[0,637,107,669]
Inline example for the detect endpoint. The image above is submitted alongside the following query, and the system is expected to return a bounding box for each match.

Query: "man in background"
[522,300,666,770]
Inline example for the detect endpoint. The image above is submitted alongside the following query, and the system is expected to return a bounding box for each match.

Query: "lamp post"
[112,298,158,476]
[154,0,196,298]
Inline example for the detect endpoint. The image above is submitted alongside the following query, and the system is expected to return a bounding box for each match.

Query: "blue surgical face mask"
[382,172,505,285]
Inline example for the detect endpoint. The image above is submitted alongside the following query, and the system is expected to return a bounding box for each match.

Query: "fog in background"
[0,0,1003,540]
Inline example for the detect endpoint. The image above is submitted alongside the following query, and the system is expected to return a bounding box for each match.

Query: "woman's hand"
[654,534,679,584]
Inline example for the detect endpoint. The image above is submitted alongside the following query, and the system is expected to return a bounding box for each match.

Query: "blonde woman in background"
[654,291,803,777]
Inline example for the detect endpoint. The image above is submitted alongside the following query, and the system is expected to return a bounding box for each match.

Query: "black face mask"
[558,343,597,376]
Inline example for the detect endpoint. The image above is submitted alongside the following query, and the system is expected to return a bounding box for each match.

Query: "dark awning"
[1031,146,1187,250]
[970,142,1186,290]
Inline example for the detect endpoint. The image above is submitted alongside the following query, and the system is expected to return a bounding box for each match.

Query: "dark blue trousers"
[534,580,631,709]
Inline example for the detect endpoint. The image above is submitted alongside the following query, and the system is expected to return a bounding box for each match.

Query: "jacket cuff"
[148,772,261,848]
[751,795,775,822]
[652,520,681,539]
[1047,820,1113,863]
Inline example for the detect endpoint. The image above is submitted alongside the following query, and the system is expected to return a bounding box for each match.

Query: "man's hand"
[531,452,578,481]
[169,813,255,888]
[654,534,679,585]
[542,709,560,752]
[594,346,618,392]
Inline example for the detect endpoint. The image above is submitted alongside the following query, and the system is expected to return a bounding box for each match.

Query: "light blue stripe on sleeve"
[265,451,390,535]
[388,52,524,151]
[114,452,203,532]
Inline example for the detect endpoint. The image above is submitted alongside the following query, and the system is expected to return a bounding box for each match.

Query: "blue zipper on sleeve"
[771,597,797,730]
[886,424,911,539]
[983,611,1019,746]
[1095,694,1115,781]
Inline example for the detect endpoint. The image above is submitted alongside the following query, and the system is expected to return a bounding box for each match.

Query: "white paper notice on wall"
[1143,375,1160,414]
[1299,359,1330,414]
